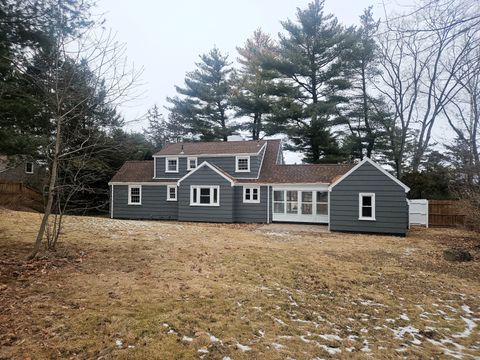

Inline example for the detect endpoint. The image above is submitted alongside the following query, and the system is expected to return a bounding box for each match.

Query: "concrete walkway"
[257,223,329,234]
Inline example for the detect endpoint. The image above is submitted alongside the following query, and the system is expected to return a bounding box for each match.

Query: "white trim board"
[177,161,235,186]
[108,182,177,186]
[328,158,410,193]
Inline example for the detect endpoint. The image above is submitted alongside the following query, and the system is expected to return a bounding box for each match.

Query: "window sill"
[128,203,142,206]
[165,171,179,174]
[358,217,376,221]
[166,199,177,202]
[189,203,220,207]
[243,200,260,204]
[235,170,250,173]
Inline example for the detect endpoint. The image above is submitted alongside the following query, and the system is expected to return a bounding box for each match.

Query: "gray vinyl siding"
[155,146,265,179]
[177,166,234,223]
[233,186,269,223]
[329,162,408,235]
[111,185,178,220]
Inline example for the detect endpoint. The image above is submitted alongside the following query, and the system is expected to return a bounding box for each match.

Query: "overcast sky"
[95,0,416,163]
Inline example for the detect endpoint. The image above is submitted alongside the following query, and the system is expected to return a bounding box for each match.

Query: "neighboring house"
[0,155,47,191]
[109,139,410,235]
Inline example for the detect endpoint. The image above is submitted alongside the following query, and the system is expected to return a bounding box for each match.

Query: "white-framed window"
[187,157,197,171]
[165,157,179,173]
[316,191,328,215]
[243,186,260,203]
[235,156,250,172]
[190,186,219,206]
[25,162,34,174]
[128,185,142,205]
[167,185,177,201]
[359,192,375,220]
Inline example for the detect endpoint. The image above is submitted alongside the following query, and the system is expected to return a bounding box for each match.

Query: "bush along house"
[109,139,410,235]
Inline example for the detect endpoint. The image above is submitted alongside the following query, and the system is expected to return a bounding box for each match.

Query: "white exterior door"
[272,185,329,223]
[408,199,429,227]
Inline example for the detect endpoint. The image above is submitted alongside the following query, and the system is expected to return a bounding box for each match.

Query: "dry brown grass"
[0,210,479,359]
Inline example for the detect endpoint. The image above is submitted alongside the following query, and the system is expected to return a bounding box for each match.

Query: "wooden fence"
[0,181,44,212]
[428,200,466,227]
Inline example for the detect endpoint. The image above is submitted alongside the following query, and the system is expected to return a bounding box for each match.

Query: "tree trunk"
[29,116,62,259]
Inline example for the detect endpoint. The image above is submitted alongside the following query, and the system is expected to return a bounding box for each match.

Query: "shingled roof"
[237,140,353,184]
[154,140,267,156]
[109,161,159,183]
[110,140,353,184]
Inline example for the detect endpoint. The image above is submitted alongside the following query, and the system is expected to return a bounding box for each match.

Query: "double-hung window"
[187,157,197,171]
[359,193,375,220]
[190,186,219,206]
[128,185,142,205]
[167,185,177,201]
[165,157,178,173]
[235,156,250,172]
[243,186,260,203]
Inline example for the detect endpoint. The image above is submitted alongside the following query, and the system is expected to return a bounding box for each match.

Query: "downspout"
[267,185,270,224]
[327,188,331,231]
[111,184,114,219]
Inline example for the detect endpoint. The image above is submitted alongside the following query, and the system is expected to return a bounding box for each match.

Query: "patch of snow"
[385,318,396,323]
[452,316,476,338]
[271,342,284,350]
[300,335,311,343]
[391,325,420,339]
[209,334,222,344]
[319,334,342,341]
[115,339,123,348]
[461,305,473,315]
[167,329,177,335]
[361,340,371,352]
[359,299,387,307]
[346,347,355,352]
[127,345,135,349]
[318,344,341,355]
[399,313,410,321]
[236,342,251,352]
[258,329,265,337]
[347,335,359,341]
[278,335,293,339]
[252,306,262,311]
[273,317,287,326]
[162,323,169,327]
[288,294,298,307]
[223,357,232,360]
[198,348,209,354]
[360,328,368,333]
[182,335,193,342]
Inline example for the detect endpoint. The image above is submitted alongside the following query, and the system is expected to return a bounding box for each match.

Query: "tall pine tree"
[166,47,234,141]
[231,29,290,140]
[266,0,351,163]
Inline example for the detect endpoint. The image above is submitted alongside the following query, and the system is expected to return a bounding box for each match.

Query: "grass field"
[0,209,479,359]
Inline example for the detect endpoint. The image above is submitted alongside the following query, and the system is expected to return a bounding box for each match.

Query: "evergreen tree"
[231,29,290,140]
[341,7,385,160]
[144,104,181,150]
[166,47,234,141]
[266,0,351,163]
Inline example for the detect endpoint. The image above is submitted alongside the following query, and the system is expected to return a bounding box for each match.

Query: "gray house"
[109,139,410,235]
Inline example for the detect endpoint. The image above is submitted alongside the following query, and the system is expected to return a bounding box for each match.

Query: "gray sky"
[96,0,414,162]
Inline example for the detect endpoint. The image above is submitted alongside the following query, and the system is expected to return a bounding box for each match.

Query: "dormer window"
[165,157,179,173]
[235,156,250,172]
[187,157,197,171]
[25,162,34,174]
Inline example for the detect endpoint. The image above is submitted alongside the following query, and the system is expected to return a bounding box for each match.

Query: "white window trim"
[190,185,220,207]
[187,156,198,171]
[165,157,179,173]
[243,186,260,203]
[25,162,34,174]
[167,185,177,201]
[235,155,250,172]
[359,192,375,221]
[128,185,142,205]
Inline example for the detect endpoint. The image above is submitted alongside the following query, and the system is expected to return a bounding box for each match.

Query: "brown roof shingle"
[110,140,353,184]
[154,140,267,156]
[238,140,353,184]
[110,161,156,183]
